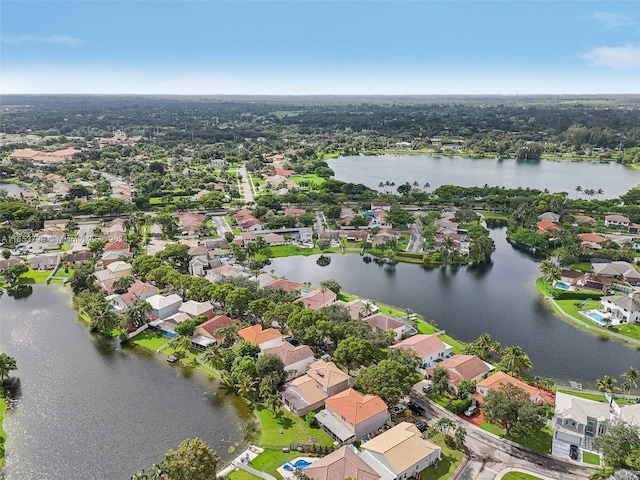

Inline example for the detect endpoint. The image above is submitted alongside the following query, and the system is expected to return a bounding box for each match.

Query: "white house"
[178,300,214,319]
[604,215,630,227]
[297,227,313,243]
[189,256,209,277]
[106,261,133,279]
[262,341,315,379]
[600,294,640,324]
[146,294,183,320]
[359,422,441,480]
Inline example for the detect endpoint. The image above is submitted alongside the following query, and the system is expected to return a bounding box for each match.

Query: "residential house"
[193,314,238,346]
[425,355,494,394]
[146,294,183,320]
[359,422,441,480]
[106,261,132,279]
[538,212,561,223]
[304,445,381,480]
[189,256,209,276]
[179,212,205,236]
[103,218,127,235]
[370,202,391,212]
[36,226,65,245]
[240,217,264,232]
[560,270,612,293]
[537,220,561,235]
[295,227,313,244]
[208,264,250,282]
[347,230,369,242]
[262,341,315,379]
[297,289,337,310]
[333,299,378,320]
[279,360,351,416]
[29,253,60,270]
[284,207,306,217]
[364,313,413,342]
[473,372,542,406]
[390,334,453,370]
[263,233,286,246]
[604,215,630,228]
[43,219,70,230]
[600,294,640,324]
[127,279,158,300]
[179,300,214,319]
[315,388,390,444]
[591,261,640,284]
[572,215,597,227]
[629,223,640,235]
[252,272,276,288]
[238,324,283,351]
[318,230,340,242]
[552,391,612,459]
[188,245,208,258]
[66,250,93,264]
[211,158,227,168]
[577,233,606,249]
[265,278,303,293]
[203,238,228,250]
[0,257,23,273]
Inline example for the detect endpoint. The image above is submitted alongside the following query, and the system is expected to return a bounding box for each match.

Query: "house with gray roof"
[591,261,640,283]
[600,294,640,324]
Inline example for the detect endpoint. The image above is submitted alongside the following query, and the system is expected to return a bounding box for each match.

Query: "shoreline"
[0,385,6,469]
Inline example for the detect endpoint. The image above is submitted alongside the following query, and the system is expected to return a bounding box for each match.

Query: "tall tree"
[333,337,373,375]
[593,420,640,470]
[621,366,638,400]
[163,437,220,480]
[431,366,450,397]
[0,353,18,383]
[597,375,619,406]
[499,346,533,377]
[482,383,544,437]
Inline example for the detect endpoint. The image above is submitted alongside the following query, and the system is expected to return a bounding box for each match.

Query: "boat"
[167,355,178,363]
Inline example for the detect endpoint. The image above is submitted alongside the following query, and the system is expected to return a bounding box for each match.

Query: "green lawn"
[609,323,640,341]
[582,451,600,465]
[256,244,340,259]
[0,385,6,469]
[478,423,553,454]
[556,389,626,405]
[131,331,172,351]
[290,174,327,188]
[227,450,302,480]
[478,211,510,221]
[572,262,593,273]
[502,473,544,480]
[16,267,50,284]
[255,406,333,447]
[419,434,464,480]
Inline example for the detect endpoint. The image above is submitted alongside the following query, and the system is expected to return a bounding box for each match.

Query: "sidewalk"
[217,445,264,478]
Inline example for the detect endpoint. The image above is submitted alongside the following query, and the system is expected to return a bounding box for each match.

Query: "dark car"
[408,401,425,415]
[569,444,579,460]
[415,421,428,432]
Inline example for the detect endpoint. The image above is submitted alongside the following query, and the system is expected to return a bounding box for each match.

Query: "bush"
[443,434,456,448]
[550,289,604,300]
[448,397,473,414]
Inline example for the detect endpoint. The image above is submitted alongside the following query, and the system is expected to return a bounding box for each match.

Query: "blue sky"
[1,1,639,94]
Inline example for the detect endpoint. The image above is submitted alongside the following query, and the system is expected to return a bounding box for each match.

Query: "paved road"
[76,222,98,246]
[406,221,423,253]
[211,215,233,237]
[238,165,254,204]
[313,208,327,232]
[407,390,594,480]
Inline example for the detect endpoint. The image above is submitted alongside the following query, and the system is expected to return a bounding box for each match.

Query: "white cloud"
[1,34,83,47]
[590,12,635,29]
[580,44,640,71]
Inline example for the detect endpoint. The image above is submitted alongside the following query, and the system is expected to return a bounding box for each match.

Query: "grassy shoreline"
[0,385,6,469]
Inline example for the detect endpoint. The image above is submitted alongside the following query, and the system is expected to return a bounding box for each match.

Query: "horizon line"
[2,92,640,97]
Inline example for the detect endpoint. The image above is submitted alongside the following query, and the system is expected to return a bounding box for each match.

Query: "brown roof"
[325,388,388,425]
[66,250,93,262]
[127,279,157,297]
[605,214,630,223]
[104,241,131,251]
[297,289,337,310]
[306,361,351,389]
[196,315,238,341]
[238,324,282,345]
[347,230,369,239]
[573,215,597,225]
[262,341,314,366]
[476,372,540,401]
[426,355,492,385]
[265,278,303,293]
[304,445,380,480]
[390,334,447,358]
[364,313,405,332]
[578,233,605,243]
[284,207,306,216]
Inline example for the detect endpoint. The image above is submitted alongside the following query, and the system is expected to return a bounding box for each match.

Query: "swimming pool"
[282,459,312,471]
[587,311,607,326]
[555,281,571,290]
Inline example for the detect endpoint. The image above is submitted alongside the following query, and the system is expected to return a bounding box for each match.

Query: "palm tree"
[538,259,560,287]
[378,181,385,193]
[130,470,148,480]
[621,366,638,400]
[201,344,224,370]
[596,188,604,200]
[500,346,533,376]
[169,335,193,358]
[148,462,167,480]
[423,182,430,192]
[127,299,153,328]
[265,394,281,418]
[596,375,619,406]
[236,376,258,400]
[0,353,18,383]
[575,185,582,199]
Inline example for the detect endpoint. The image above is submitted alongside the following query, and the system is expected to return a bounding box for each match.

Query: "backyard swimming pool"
[555,281,571,290]
[282,459,312,471]
[586,311,608,326]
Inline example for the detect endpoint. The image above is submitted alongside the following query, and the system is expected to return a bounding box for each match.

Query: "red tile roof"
[326,388,388,425]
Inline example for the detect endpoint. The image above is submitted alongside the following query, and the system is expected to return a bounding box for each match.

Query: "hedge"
[550,289,604,300]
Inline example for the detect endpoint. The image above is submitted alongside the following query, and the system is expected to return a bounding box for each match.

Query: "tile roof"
[304,445,380,480]
[325,388,388,425]
[426,355,492,385]
[306,361,351,389]
[476,372,540,400]
[555,392,611,425]
[297,289,337,310]
[238,324,283,345]
[578,233,605,243]
[196,315,238,338]
[262,341,314,367]
[104,241,131,251]
[265,278,303,292]
[390,334,447,358]
[364,313,405,331]
[178,300,214,317]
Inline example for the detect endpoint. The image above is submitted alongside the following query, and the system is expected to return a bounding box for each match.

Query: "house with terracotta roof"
[389,334,453,370]
[284,207,306,216]
[537,220,561,235]
[334,299,378,320]
[279,360,352,416]
[178,212,205,235]
[238,324,283,350]
[604,214,630,227]
[304,445,380,480]
[572,215,597,226]
[473,372,542,406]
[179,300,214,319]
[194,314,238,344]
[315,388,389,444]
[297,289,337,310]
[358,422,441,480]
[265,278,303,293]
[127,279,158,300]
[425,355,494,394]
[364,313,412,342]
[262,341,315,378]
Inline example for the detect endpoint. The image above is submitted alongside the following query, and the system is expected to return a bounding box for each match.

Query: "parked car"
[415,421,428,432]
[569,444,579,460]
[464,405,478,417]
[408,401,425,415]
[390,405,406,415]
[422,383,433,394]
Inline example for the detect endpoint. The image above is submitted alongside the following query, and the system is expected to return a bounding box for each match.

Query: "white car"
[464,405,478,417]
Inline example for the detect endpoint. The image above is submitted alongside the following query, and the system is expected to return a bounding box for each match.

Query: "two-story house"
[262,341,315,379]
[315,388,389,444]
[389,334,453,370]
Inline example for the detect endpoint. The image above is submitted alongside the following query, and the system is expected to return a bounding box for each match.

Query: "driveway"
[238,164,254,204]
[406,221,423,253]
[76,222,98,247]
[211,215,233,236]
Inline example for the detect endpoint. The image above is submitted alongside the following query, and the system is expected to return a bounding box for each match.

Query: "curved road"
[408,389,595,479]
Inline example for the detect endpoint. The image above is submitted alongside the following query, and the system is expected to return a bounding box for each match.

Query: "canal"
[270,228,640,384]
[0,285,249,480]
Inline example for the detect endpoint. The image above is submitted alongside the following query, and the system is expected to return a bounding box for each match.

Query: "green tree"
[112,275,135,294]
[0,353,18,383]
[355,357,420,405]
[2,262,28,285]
[157,243,190,273]
[163,437,220,480]
[499,345,533,377]
[621,366,639,400]
[320,279,341,295]
[1,248,10,260]
[538,259,561,287]
[126,299,153,328]
[69,261,96,293]
[593,420,640,470]
[264,394,281,418]
[170,335,193,358]
[597,375,619,406]
[457,379,477,399]
[482,383,544,437]
[431,366,451,397]
[87,238,106,255]
[255,353,286,385]
[333,337,373,375]
[176,319,196,336]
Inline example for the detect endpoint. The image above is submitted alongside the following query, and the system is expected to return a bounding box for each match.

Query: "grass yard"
[290,174,326,187]
[0,385,6,469]
[17,267,50,284]
[256,245,340,259]
[131,331,172,351]
[501,473,544,480]
[582,451,600,465]
[419,434,464,480]
[478,423,553,454]
[478,211,510,221]
[227,450,302,480]
[556,389,626,405]
[572,262,593,273]
[255,406,333,447]
[609,323,640,341]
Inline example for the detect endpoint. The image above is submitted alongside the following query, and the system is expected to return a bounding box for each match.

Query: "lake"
[327,155,640,198]
[269,228,640,384]
[0,285,249,480]
[0,181,33,196]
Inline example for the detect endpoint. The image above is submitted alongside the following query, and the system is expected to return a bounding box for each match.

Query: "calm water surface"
[270,228,640,383]
[327,155,640,198]
[0,181,32,196]
[0,285,249,480]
